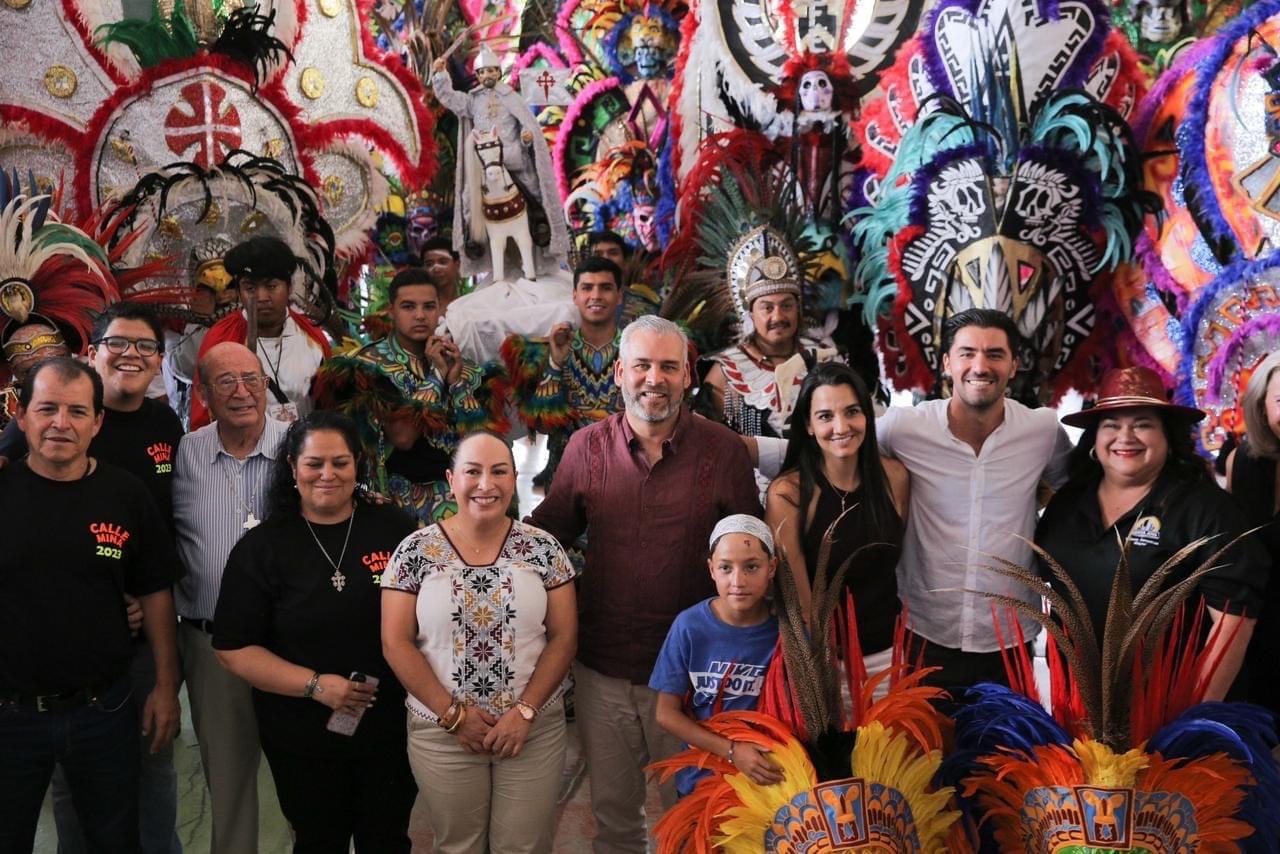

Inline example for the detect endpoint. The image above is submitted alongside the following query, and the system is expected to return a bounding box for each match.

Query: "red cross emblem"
[164,80,243,167]
[535,70,557,101]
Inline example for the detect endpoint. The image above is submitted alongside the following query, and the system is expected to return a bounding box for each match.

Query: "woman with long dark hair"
[1036,367,1266,701]
[212,410,418,852]
[764,362,909,673]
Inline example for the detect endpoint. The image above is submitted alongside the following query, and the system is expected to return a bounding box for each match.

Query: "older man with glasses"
[173,341,288,854]
[188,236,331,429]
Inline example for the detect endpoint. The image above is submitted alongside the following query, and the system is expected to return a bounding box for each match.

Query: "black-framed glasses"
[209,373,268,394]
[93,336,162,357]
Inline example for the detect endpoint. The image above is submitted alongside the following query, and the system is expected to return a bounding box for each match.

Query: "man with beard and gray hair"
[528,315,759,853]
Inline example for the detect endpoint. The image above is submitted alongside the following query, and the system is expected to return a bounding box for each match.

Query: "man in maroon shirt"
[529,314,760,852]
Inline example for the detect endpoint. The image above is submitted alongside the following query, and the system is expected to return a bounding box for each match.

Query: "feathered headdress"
[109,150,338,326]
[0,173,119,363]
[659,131,831,354]
[939,537,1280,852]
[849,0,1154,404]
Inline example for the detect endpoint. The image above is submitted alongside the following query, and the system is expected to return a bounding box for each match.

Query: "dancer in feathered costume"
[650,502,969,852]
[939,538,1280,852]
[662,133,840,448]
[850,0,1154,405]
[0,171,179,426]
[311,268,509,524]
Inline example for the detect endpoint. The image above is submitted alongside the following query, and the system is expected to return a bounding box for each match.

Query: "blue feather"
[1149,702,1280,853]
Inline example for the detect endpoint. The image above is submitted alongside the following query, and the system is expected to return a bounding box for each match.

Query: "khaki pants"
[407,700,567,853]
[178,622,261,854]
[573,663,680,854]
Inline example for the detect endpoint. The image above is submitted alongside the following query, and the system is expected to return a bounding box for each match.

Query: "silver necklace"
[305,505,356,591]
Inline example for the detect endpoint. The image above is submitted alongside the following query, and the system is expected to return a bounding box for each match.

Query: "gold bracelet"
[444,704,467,734]
[439,701,460,730]
[727,740,736,766]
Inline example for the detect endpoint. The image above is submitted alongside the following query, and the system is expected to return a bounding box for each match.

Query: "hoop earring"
[1088,447,1097,461]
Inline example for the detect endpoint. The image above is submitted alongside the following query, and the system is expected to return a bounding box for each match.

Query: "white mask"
[798,70,833,112]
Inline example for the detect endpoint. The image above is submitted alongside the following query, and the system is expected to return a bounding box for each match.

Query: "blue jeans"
[51,644,181,854]
[0,675,140,854]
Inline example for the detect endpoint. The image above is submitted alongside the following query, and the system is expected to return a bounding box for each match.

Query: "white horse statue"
[470,128,537,282]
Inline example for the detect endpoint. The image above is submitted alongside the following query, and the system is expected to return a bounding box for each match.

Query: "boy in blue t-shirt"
[650,514,784,795]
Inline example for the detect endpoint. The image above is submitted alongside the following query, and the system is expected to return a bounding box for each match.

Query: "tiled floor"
[34,434,667,852]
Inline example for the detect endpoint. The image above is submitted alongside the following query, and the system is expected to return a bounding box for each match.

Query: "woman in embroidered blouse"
[381,431,578,854]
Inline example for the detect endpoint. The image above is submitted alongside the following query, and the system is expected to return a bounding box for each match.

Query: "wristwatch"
[515,699,537,721]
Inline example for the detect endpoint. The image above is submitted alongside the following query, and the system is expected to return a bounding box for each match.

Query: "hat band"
[1092,394,1169,409]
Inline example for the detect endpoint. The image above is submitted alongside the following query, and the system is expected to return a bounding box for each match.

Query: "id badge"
[268,402,300,422]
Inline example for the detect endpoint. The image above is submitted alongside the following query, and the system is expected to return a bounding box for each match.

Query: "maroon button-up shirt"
[527,407,761,684]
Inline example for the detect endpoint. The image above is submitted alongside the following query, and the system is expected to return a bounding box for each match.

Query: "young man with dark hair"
[0,357,181,853]
[419,236,463,311]
[501,255,625,488]
[190,236,332,428]
[586,230,629,265]
[312,267,508,522]
[875,307,1072,691]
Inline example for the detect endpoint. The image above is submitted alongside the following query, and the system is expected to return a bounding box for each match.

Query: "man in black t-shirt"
[0,358,181,853]
[0,303,186,853]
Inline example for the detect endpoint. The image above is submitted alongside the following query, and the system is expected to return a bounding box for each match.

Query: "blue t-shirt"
[649,597,779,795]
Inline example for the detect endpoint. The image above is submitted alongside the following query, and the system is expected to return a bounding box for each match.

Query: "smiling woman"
[380,430,579,853]
[212,411,419,852]
[1036,367,1268,701]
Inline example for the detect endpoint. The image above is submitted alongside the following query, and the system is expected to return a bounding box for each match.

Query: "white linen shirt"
[877,398,1072,653]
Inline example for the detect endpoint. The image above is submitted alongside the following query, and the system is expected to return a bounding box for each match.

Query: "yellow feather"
[851,722,962,853]
[715,738,815,851]
[1074,738,1148,788]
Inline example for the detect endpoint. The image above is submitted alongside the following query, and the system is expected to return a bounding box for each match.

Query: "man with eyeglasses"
[188,236,331,430]
[0,303,188,853]
[173,341,288,854]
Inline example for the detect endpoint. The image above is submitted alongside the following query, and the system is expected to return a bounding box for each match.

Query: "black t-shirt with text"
[213,502,417,756]
[0,398,182,521]
[0,460,178,693]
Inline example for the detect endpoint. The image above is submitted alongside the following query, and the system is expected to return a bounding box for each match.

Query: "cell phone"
[325,671,379,736]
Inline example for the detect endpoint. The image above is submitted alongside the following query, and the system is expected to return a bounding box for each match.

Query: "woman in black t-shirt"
[764,362,910,680]
[212,411,417,853]
[1037,367,1266,702]
[1226,351,1280,716]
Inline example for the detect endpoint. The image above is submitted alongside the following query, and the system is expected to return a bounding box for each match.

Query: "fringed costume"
[312,338,509,523]
[1107,0,1280,453]
[500,329,620,485]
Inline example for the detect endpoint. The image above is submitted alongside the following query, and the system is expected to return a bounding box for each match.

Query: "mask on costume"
[632,202,658,252]
[798,70,834,112]
[1134,0,1187,44]
[624,16,674,80]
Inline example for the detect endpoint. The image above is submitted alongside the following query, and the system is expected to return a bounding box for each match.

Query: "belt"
[179,616,215,634]
[1,684,107,713]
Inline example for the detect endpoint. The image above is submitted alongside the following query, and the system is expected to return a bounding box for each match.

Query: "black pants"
[262,742,416,854]
[909,632,1033,693]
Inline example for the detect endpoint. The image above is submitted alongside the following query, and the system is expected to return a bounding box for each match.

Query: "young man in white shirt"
[876,308,1072,690]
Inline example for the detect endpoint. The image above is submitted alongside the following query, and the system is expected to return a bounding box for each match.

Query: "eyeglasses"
[209,373,268,394]
[93,336,162,357]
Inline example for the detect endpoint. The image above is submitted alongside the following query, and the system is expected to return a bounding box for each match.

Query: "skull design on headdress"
[798,70,834,112]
